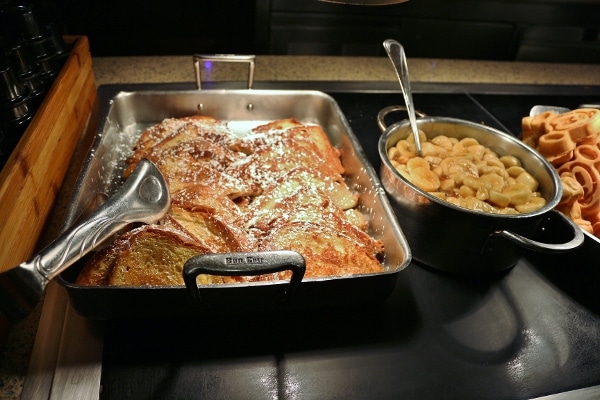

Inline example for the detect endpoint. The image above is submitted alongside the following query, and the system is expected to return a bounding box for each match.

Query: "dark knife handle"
[183,250,306,305]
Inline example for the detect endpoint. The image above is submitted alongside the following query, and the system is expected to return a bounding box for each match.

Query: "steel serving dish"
[377,106,583,274]
[56,89,411,319]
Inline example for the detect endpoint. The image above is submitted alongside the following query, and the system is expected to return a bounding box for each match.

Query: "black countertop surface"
[97,88,600,400]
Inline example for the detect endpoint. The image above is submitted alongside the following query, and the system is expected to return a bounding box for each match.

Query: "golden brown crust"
[76,224,206,286]
[125,116,243,178]
[109,225,207,286]
[75,243,119,286]
[249,118,303,134]
[250,167,359,212]
[259,221,383,279]
[166,205,255,253]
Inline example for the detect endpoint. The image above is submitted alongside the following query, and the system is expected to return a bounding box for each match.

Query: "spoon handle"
[36,159,171,281]
[0,159,171,320]
[383,39,422,156]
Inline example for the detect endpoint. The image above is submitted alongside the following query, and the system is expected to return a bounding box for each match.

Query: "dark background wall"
[7,0,257,56]
[260,0,600,63]
[6,0,600,63]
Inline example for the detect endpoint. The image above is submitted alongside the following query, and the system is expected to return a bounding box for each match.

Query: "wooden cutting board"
[0,36,96,273]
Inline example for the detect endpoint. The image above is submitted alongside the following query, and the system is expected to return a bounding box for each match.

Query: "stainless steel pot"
[377,106,584,273]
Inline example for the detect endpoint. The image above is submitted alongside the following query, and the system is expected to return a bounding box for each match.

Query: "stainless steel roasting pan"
[55,87,412,319]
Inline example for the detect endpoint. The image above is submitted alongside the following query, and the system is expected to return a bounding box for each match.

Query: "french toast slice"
[246,184,338,232]
[248,123,343,175]
[255,202,383,261]
[245,165,369,234]
[233,118,304,154]
[246,175,354,229]
[250,118,303,134]
[76,224,211,286]
[125,116,241,177]
[172,186,251,237]
[247,167,358,213]
[227,134,343,193]
[284,125,344,174]
[246,178,382,260]
[152,152,253,197]
[148,137,243,168]
[259,221,384,279]
[75,241,120,286]
[126,116,207,171]
[172,184,247,220]
[105,224,242,286]
[139,131,252,196]
[166,204,254,253]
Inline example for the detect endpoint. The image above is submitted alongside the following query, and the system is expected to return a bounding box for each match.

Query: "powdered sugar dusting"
[79,114,387,284]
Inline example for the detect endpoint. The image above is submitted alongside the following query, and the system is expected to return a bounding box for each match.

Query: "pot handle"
[487,210,585,253]
[377,105,427,133]
[183,250,306,305]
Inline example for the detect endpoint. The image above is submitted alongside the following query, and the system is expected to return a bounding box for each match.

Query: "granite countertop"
[1,55,599,400]
[91,55,600,87]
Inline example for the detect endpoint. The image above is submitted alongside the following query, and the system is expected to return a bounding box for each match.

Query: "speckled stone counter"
[91,55,600,87]
[1,55,599,400]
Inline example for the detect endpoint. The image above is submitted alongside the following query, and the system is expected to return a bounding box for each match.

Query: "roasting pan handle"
[193,54,256,90]
[183,250,306,305]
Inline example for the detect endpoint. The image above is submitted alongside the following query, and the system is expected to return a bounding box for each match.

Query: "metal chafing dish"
[54,86,411,319]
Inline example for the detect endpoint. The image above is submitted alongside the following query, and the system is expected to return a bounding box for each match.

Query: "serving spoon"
[0,159,171,320]
[383,38,423,156]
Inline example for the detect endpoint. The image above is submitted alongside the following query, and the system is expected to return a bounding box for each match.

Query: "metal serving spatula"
[0,159,171,320]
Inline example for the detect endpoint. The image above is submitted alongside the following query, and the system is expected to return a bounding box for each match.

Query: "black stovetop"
[99,88,600,400]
